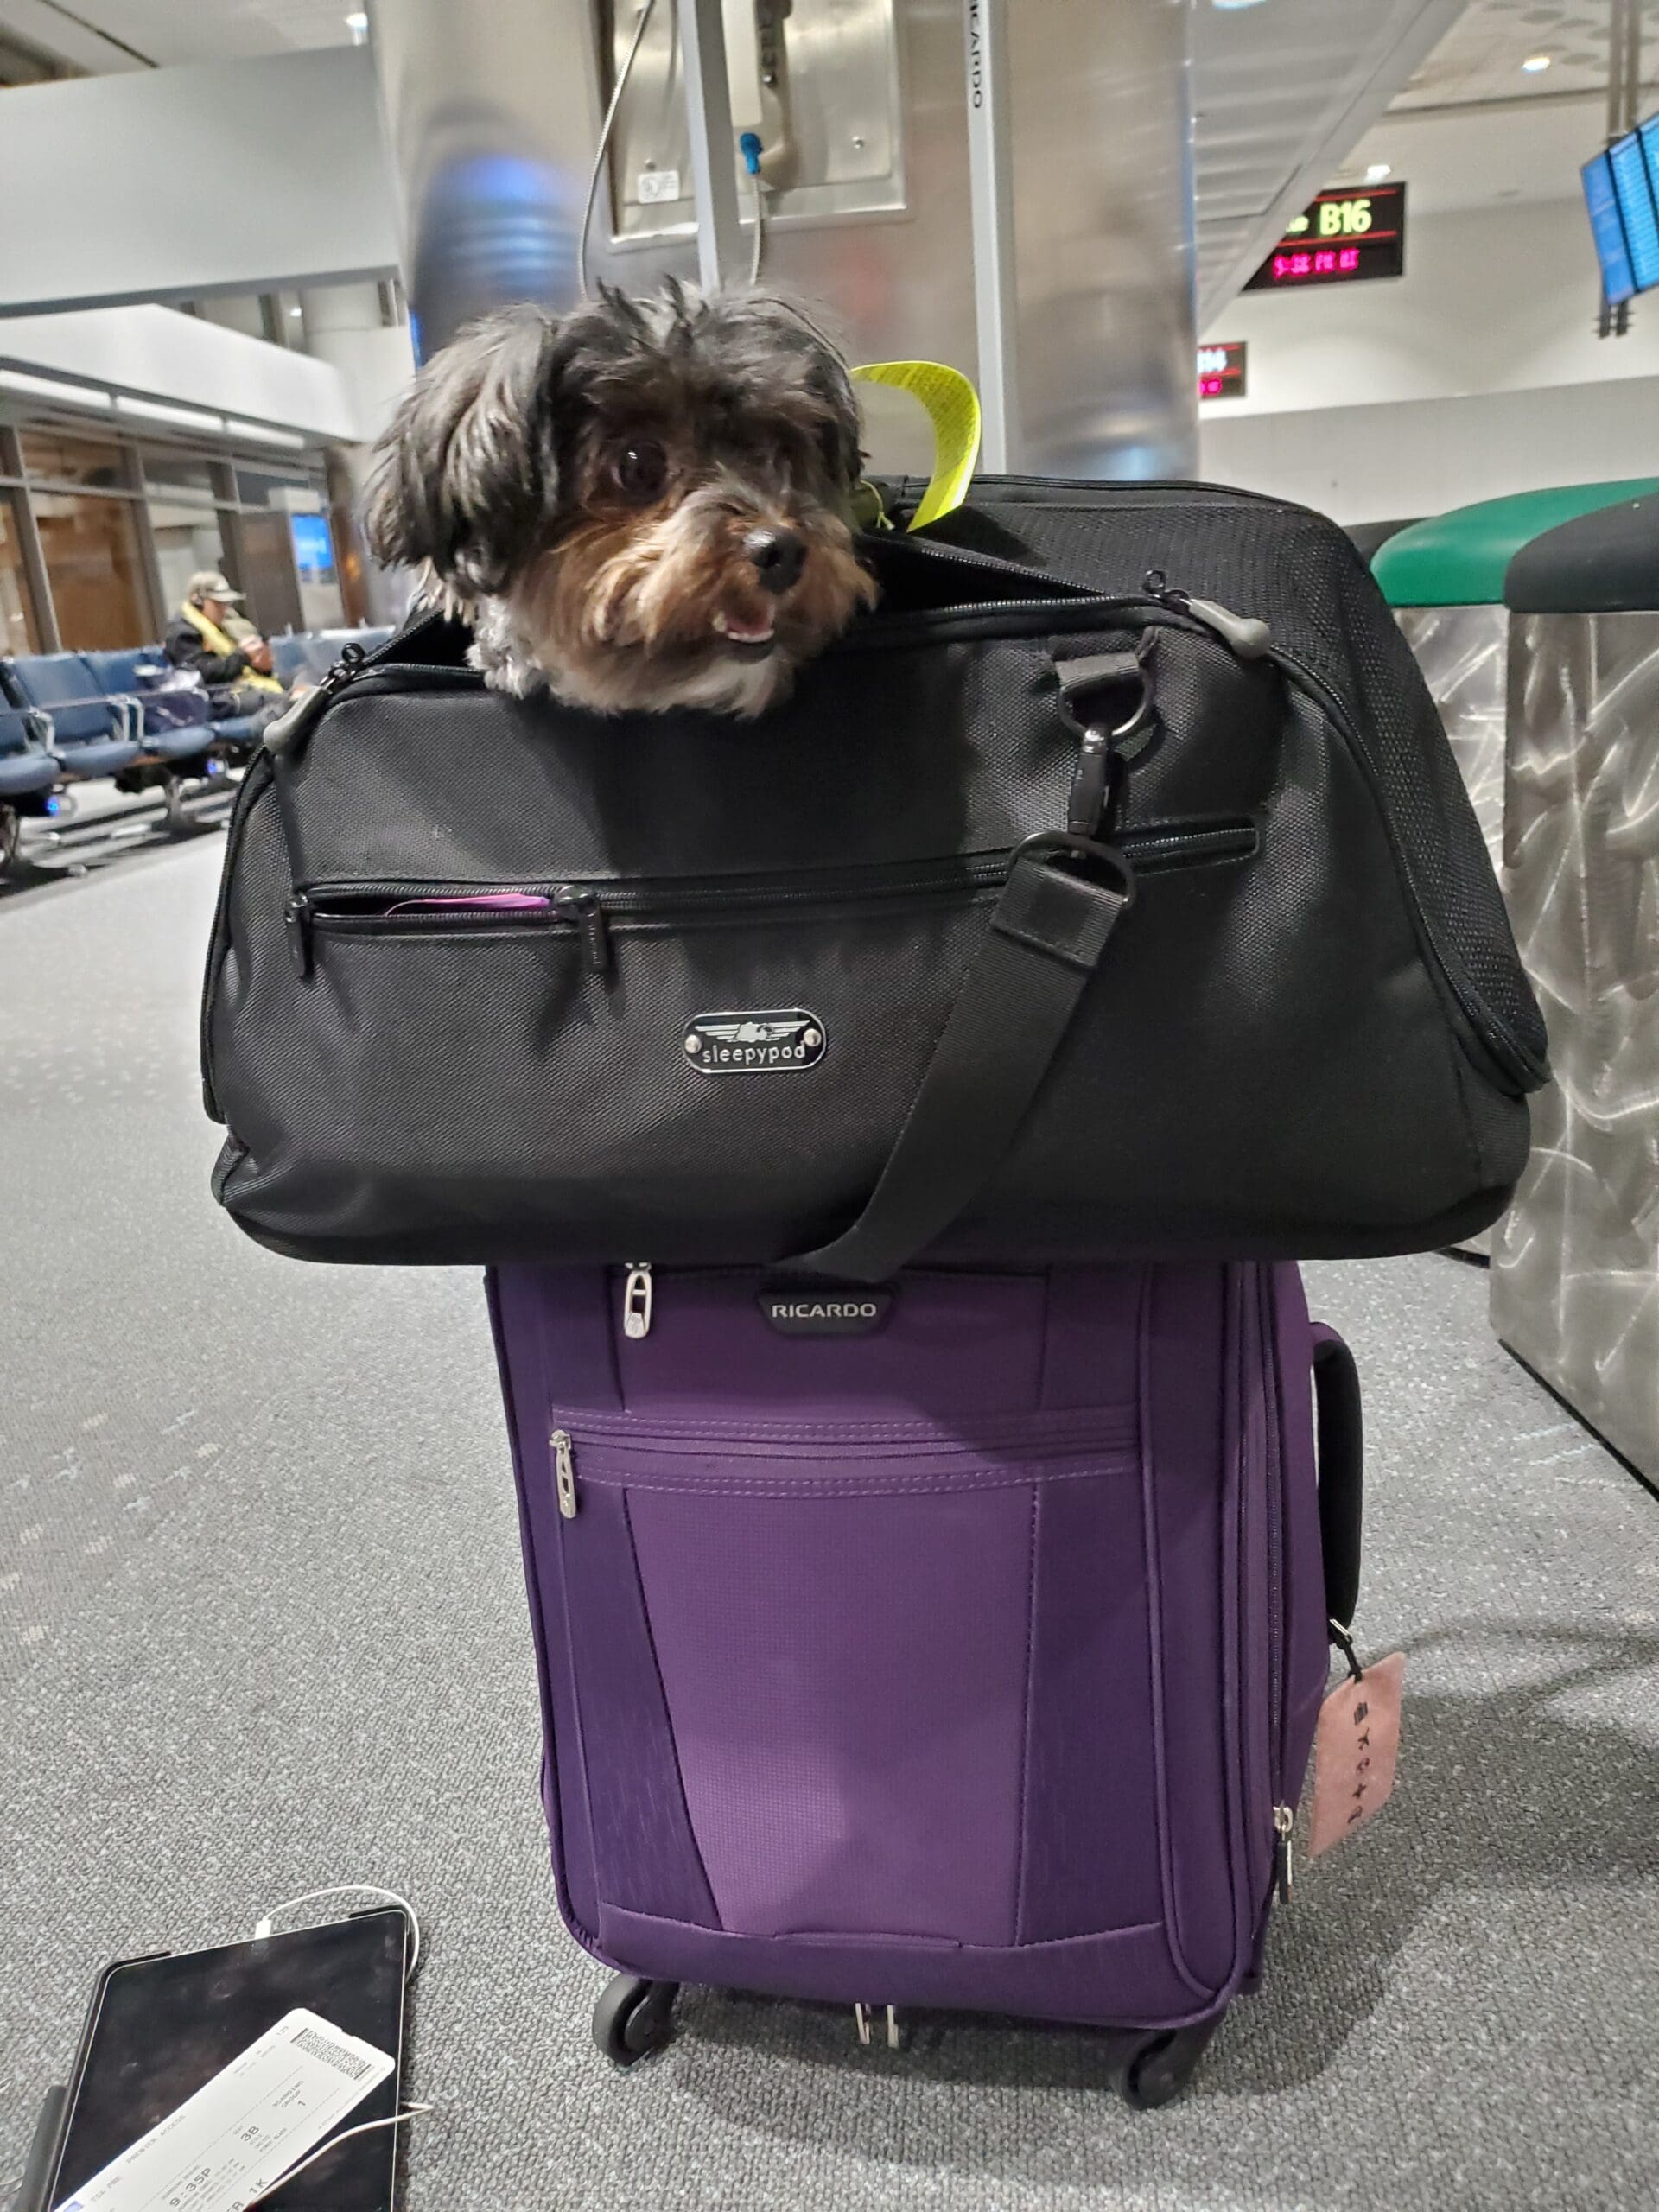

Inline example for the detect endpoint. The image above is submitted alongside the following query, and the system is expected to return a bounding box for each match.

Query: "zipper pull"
[284,891,314,977]
[1273,1803,1295,1904]
[1142,571,1272,662]
[263,641,368,757]
[622,1262,653,1340]
[555,887,612,976]
[551,1427,579,1518]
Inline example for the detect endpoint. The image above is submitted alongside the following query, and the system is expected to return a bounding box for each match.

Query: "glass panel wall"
[0,414,335,655]
[19,429,132,492]
[31,491,149,649]
[0,494,41,653]
[149,499,230,618]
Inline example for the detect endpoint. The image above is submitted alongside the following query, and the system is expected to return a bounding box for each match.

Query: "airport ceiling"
[0,0,1640,314]
[1398,0,1643,108]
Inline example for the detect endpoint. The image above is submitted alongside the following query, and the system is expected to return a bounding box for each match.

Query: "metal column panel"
[1492,613,1659,1482]
[1394,605,1508,868]
[368,0,1196,476]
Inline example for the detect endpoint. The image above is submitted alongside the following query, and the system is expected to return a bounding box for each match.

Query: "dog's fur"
[364,283,876,716]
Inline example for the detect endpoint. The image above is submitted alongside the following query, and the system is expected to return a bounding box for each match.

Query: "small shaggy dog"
[364,283,877,717]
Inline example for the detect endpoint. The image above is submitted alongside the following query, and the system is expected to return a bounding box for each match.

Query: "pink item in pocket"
[385,893,552,914]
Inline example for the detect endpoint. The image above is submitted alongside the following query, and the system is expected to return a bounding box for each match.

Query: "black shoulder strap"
[774,835,1134,1284]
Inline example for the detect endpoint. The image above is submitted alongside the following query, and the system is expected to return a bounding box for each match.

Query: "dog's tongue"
[714,610,776,645]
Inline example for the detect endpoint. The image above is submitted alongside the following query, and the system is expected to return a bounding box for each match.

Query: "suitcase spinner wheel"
[1112,2016,1224,2109]
[593,1974,679,2067]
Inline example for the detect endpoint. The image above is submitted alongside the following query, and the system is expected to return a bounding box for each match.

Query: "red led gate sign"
[1246,185,1408,290]
[1198,342,1246,400]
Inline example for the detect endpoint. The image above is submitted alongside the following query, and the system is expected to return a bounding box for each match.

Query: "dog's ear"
[364,306,559,597]
[810,345,864,493]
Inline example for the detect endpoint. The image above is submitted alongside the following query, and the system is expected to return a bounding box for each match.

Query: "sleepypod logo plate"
[683,1009,827,1073]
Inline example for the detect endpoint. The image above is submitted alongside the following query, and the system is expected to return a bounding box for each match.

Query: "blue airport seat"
[208,711,267,749]
[268,634,315,685]
[1,652,143,779]
[77,648,219,764]
[0,705,58,803]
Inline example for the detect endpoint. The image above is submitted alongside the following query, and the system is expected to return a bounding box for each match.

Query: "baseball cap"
[188,569,243,602]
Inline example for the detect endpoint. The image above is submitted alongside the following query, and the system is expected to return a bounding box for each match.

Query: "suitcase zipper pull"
[1142,570,1273,662]
[1273,1803,1295,1904]
[551,1428,579,1518]
[622,1263,653,1339]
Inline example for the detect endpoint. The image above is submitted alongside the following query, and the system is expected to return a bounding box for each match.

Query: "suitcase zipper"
[1274,1803,1295,1904]
[551,1428,579,1518]
[622,1263,653,1339]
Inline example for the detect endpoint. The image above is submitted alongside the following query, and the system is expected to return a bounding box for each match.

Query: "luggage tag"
[1307,1633,1405,1859]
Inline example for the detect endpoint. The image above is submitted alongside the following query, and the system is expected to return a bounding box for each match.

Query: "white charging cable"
[252,1885,422,1980]
[240,2105,435,2209]
[579,0,661,300]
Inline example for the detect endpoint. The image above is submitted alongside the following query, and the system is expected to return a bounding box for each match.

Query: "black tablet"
[40,1907,410,2212]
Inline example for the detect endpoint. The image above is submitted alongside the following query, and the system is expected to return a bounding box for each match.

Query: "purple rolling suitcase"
[488,1258,1359,2107]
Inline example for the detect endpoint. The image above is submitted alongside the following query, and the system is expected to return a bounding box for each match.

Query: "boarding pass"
[56,2006,395,2212]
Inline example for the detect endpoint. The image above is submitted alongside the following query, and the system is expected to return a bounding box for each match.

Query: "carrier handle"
[773,836,1135,1285]
[1310,1323,1363,1634]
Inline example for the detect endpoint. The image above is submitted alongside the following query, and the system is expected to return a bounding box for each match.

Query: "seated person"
[164,571,289,725]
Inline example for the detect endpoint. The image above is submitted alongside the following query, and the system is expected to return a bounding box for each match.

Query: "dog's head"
[364,283,876,716]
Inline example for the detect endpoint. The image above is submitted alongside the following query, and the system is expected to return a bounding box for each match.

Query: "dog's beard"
[463,486,875,718]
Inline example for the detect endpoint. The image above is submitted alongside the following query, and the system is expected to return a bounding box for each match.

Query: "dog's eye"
[613,442,667,500]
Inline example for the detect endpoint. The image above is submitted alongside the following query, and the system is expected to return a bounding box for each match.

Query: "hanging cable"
[740,130,766,286]
[579,0,662,300]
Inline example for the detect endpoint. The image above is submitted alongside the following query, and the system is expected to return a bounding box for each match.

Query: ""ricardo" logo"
[683,1010,827,1073]
[759,1287,895,1336]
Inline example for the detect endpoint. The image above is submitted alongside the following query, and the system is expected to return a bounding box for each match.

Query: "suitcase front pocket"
[547,1414,1164,1951]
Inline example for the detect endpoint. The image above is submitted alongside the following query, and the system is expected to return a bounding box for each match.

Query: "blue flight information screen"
[1610,130,1659,291]
[1583,150,1636,304]
[289,511,336,582]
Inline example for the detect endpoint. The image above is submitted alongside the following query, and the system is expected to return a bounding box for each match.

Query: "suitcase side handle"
[1311,1323,1363,1635]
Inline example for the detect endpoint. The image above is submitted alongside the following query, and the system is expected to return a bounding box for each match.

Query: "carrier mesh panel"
[914,479,1547,1071]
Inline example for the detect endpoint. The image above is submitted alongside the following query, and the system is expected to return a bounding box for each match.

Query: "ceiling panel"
[1192,0,1474,316]
[1396,0,1649,109]
[0,0,357,67]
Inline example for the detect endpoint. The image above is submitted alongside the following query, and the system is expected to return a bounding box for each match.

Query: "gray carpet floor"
[3,837,1656,2212]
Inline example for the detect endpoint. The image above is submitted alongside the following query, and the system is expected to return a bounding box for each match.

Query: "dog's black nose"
[744,525,806,594]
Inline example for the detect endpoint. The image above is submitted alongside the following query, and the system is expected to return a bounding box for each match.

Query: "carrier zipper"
[552,1428,579,1518]
[285,891,313,977]
[556,887,611,975]
[622,1263,653,1339]
[298,821,1255,937]
[262,641,369,756]
[1141,572,1272,661]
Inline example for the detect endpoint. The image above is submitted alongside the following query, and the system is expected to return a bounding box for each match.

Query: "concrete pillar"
[298,281,416,623]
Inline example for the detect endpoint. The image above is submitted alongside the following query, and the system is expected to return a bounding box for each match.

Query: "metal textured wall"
[1491,612,1659,1482]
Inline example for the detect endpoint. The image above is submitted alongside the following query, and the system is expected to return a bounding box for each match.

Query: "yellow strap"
[851,361,982,531]
[180,600,283,692]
